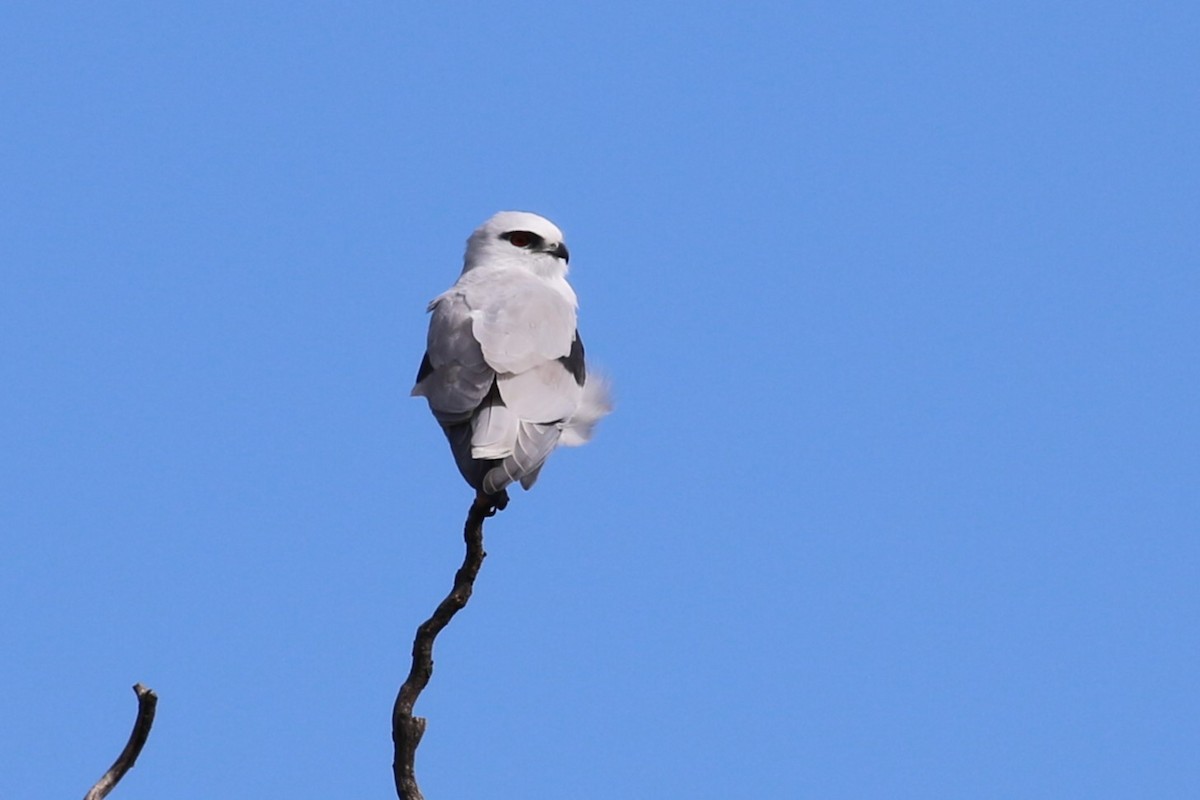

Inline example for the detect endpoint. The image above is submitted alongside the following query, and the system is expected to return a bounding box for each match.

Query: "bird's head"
[463,211,570,278]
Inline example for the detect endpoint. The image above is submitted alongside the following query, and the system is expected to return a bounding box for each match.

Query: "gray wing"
[411,290,493,422]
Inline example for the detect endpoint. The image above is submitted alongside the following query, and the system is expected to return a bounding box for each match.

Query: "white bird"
[412,211,611,510]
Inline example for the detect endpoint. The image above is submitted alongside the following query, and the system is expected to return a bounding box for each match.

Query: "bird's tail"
[483,421,562,494]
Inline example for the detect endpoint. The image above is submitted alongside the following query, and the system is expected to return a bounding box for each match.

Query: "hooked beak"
[547,241,570,263]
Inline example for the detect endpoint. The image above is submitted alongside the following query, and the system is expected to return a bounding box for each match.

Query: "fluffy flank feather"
[559,372,613,447]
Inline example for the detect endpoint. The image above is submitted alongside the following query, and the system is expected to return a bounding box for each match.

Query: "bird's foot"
[474,488,509,517]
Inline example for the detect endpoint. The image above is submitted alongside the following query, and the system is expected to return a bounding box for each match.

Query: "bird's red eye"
[508,231,532,248]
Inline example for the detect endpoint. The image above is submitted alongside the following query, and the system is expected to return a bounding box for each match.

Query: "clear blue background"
[2,2,1197,797]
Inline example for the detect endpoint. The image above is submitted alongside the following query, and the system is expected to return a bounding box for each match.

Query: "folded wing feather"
[464,273,576,374]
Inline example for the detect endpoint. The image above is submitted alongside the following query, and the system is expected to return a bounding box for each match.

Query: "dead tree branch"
[84,683,158,800]
[392,495,495,800]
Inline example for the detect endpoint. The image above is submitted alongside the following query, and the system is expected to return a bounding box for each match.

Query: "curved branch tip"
[83,683,158,800]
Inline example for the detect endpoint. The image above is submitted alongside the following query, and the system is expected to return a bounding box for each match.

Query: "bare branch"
[84,683,158,800]
[392,495,496,800]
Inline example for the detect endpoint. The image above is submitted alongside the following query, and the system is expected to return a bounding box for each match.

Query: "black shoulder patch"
[558,331,586,386]
[415,351,434,384]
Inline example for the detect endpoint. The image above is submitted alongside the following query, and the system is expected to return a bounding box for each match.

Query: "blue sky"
[2,2,1197,797]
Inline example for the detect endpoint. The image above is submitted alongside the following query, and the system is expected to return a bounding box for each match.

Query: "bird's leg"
[474,488,509,517]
